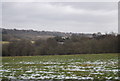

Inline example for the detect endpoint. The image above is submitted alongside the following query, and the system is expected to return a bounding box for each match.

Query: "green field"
[0,41,35,44]
[1,54,119,80]
[0,41,10,44]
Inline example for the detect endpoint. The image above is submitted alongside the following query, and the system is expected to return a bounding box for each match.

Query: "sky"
[2,2,118,33]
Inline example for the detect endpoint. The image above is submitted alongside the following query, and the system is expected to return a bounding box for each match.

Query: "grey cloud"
[2,2,118,33]
[50,2,117,11]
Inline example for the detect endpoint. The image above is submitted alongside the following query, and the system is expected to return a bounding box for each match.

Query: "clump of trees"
[2,34,119,56]
[3,40,34,56]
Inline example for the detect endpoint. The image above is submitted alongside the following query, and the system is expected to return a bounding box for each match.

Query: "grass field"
[0,41,10,44]
[1,54,119,80]
[0,41,35,44]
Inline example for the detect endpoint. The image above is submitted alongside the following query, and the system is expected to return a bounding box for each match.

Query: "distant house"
[62,36,69,39]
[58,42,64,44]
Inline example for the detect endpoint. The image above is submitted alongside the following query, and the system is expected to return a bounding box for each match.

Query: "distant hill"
[2,28,71,41]
[2,28,93,41]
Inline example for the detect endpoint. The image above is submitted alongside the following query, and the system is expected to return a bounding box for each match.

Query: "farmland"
[1,54,119,81]
[0,41,35,44]
[0,41,9,44]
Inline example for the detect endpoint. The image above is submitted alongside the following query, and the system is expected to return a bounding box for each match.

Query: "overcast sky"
[2,2,118,33]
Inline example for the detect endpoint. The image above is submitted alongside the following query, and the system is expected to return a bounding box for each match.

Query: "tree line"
[2,33,119,56]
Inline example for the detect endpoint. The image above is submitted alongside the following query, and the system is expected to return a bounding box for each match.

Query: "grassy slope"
[2,53,118,63]
[0,41,35,44]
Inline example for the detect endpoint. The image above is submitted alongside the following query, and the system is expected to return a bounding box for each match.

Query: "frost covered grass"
[1,54,119,80]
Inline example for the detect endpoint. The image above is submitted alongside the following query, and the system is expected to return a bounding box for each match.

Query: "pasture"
[1,41,35,44]
[0,41,10,44]
[1,54,119,80]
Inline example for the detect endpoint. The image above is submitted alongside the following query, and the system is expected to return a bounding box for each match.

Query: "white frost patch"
[8,76,16,79]
[90,73,104,75]
[36,71,55,74]
[63,68,89,71]
[95,69,118,72]
[0,70,8,72]
[24,62,35,64]
[115,77,119,79]
[25,70,33,73]
[80,77,93,80]
[4,63,9,64]
[31,74,40,77]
